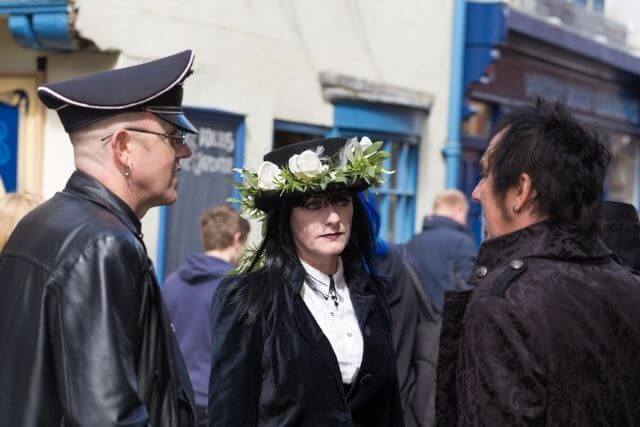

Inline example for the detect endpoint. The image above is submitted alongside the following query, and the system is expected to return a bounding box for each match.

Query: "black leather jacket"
[0,171,195,426]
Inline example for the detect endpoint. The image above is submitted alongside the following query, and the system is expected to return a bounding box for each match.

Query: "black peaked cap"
[37,50,198,134]
[255,137,370,212]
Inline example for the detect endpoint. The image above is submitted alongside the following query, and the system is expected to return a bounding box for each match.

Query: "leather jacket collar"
[63,170,143,240]
[470,221,611,285]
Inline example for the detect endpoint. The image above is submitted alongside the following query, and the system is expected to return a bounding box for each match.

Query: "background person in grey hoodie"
[163,204,249,425]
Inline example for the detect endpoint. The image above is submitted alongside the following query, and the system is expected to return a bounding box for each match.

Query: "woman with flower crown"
[207,137,404,426]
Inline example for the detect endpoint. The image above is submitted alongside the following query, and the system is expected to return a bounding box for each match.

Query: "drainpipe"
[443,0,467,189]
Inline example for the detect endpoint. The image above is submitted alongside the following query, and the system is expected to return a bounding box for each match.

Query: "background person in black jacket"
[208,137,403,426]
[0,51,199,426]
[600,200,640,270]
[361,194,440,427]
[163,204,249,426]
[406,189,477,313]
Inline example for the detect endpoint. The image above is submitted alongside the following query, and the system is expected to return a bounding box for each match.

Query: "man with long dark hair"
[437,99,640,425]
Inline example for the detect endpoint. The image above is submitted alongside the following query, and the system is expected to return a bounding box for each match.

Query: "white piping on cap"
[37,51,195,110]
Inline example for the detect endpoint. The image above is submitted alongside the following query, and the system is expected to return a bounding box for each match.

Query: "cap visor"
[156,112,199,134]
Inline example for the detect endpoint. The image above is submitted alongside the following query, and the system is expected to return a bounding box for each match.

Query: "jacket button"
[360,373,373,387]
[510,259,524,270]
[364,326,371,337]
[477,266,488,278]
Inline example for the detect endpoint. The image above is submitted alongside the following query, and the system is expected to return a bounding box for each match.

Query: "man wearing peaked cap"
[0,50,198,426]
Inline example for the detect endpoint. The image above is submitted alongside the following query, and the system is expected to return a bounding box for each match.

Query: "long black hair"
[229,190,382,324]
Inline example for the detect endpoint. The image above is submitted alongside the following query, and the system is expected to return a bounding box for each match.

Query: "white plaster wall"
[73,0,454,228]
[0,19,120,198]
[1,1,455,263]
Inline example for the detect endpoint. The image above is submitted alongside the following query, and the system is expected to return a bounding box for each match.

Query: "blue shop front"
[461,2,640,241]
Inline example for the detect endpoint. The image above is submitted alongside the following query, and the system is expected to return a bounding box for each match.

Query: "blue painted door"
[0,103,19,192]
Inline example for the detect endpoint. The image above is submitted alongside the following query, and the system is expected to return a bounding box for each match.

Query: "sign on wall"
[161,107,244,280]
[470,52,640,128]
[0,104,18,192]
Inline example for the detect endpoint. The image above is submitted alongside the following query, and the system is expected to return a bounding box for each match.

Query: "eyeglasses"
[100,127,188,149]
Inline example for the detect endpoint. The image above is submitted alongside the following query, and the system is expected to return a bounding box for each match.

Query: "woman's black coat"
[208,266,404,426]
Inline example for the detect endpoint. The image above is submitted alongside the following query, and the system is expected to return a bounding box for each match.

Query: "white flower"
[359,136,373,150]
[257,161,282,190]
[344,136,375,162]
[288,150,324,180]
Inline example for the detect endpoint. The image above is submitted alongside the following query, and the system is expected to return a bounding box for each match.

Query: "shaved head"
[69,112,154,166]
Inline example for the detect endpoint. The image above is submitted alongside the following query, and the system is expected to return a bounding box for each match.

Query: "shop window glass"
[463,101,499,138]
[332,103,424,243]
[607,133,639,206]
[568,0,605,12]
[382,138,418,243]
[592,0,604,12]
[354,134,418,244]
[273,120,329,149]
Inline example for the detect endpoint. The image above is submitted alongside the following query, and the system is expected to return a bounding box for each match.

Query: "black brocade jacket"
[0,171,195,426]
[436,221,640,426]
[208,267,404,427]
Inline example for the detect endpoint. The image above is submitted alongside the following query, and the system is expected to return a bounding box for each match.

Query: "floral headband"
[228,137,393,220]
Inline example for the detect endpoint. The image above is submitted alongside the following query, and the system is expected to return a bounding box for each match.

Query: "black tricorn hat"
[37,50,198,134]
[254,137,370,212]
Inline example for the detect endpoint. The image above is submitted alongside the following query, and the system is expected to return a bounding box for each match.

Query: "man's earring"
[124,163,133,177]
[512,204,520,214]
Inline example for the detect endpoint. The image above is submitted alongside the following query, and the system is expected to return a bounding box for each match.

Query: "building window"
[568,0,605,13]
[606,132,639,207]
[593,0,604,12]
[333,103,424,243]
[273,120,329,149]
[372,136,419,244]
[461,101,503,243]
[0,102,19,192]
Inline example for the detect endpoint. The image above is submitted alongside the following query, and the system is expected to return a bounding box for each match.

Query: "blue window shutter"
[0,104,19,192]
[332,102,423,243]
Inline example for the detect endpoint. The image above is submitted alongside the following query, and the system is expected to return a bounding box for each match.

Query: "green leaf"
[363,141,384,156]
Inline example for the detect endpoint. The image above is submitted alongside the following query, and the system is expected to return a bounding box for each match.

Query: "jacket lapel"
[348,275,376,331]
[436,289,472,427]
[292,294,345,393]
[290,268,377,398]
